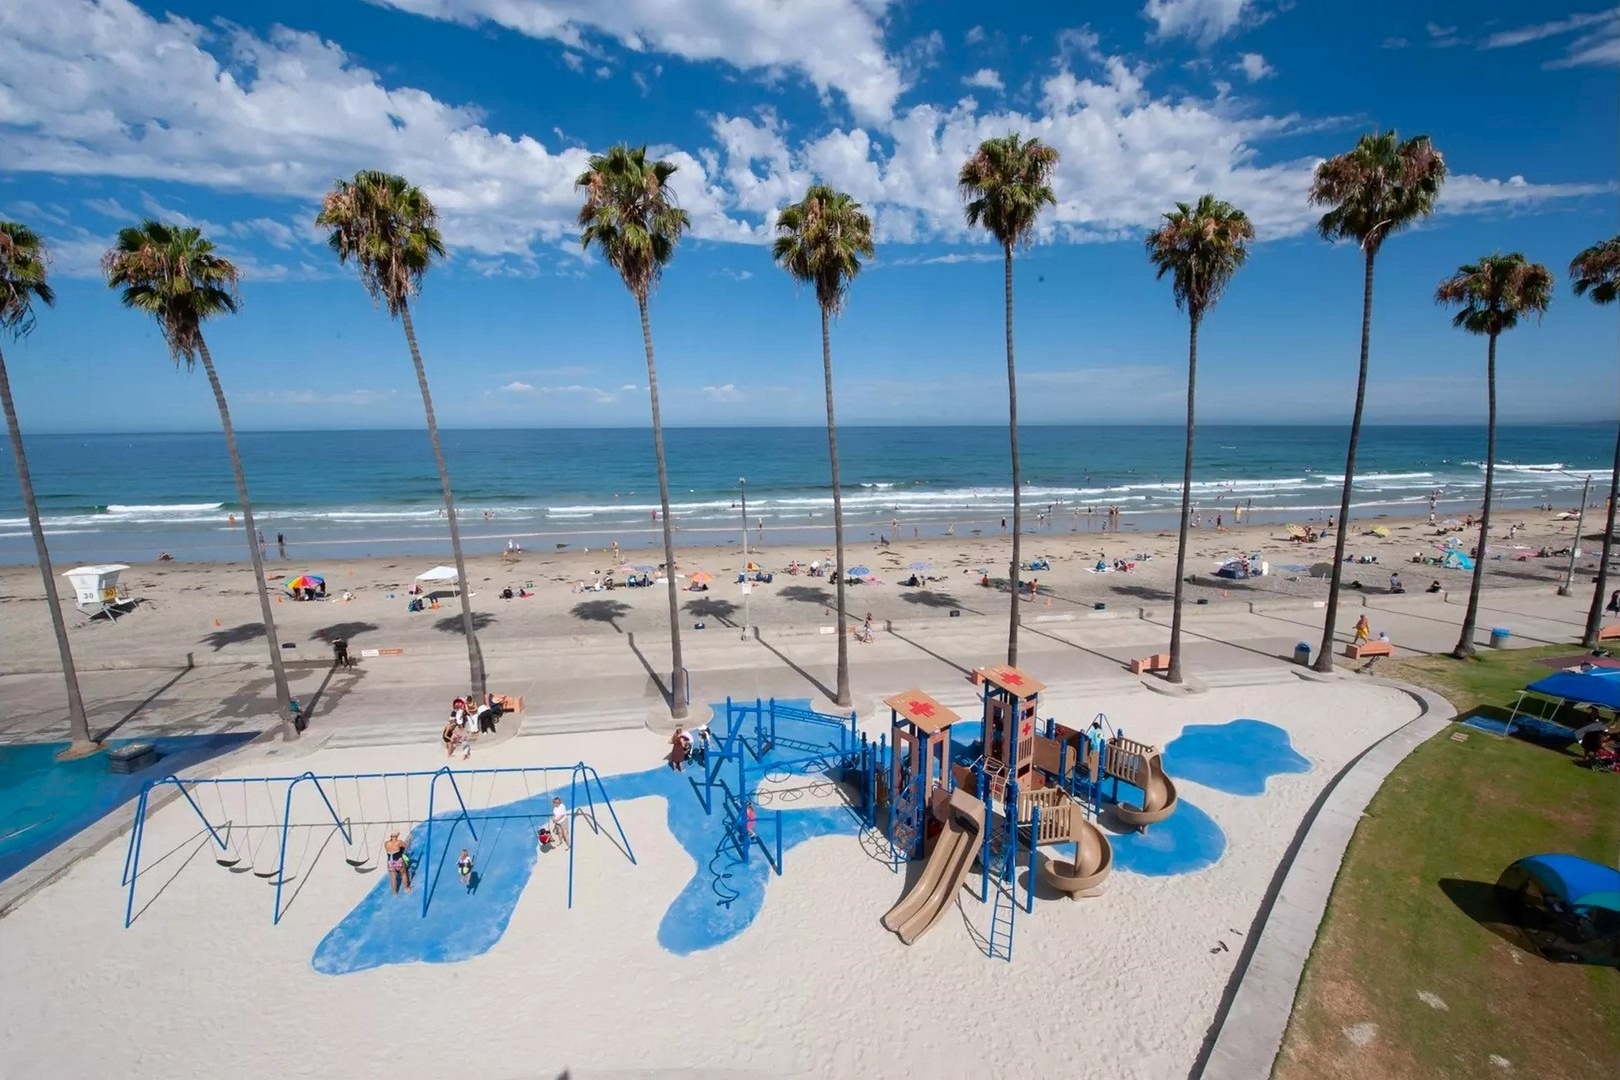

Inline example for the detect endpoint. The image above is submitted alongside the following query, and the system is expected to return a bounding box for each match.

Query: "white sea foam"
[104,502,225,515]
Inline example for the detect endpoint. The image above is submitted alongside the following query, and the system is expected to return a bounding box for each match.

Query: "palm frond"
[576,144,690,299]
[957,134,1060,249]
[1144,194,1254,319]
[317,170,444,317]
[1435,252,1554,337]
[1570,235,1620,306]
[1310,130,1447,255]
[101,220,240,365]
[772,184,875,316]
[0,220,55,340]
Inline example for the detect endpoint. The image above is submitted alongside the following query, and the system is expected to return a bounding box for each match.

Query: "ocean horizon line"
[7,419,1613,438]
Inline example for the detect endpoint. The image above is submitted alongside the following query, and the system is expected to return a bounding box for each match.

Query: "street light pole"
[1560,473,1593,597]
[740,477,750,641]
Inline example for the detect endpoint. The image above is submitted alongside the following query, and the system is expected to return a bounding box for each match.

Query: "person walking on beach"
[550,797,570,849]
[276,531,286,558]
[256,528,266,557]
[1353,614,1371,645]
[670,726,688,772]
[385,832,412,894]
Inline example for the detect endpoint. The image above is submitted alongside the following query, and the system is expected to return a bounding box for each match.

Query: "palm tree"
[1,222,95,755]
[773,185,875,707]
[1146,196,1255,684]
[577,145,692,718]
[1308,131,1447,672]
[1570,235,1620,646]
[1436,253,1554,658]
[318,171,485,698]
[959,134,1059,667]
[103,221,295,739]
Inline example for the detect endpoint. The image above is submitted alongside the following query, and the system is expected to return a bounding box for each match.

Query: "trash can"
[1294,642,1312,666]
[1490,627,1511,649]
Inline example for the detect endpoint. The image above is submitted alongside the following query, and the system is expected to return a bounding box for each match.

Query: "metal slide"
[881,787,986,945]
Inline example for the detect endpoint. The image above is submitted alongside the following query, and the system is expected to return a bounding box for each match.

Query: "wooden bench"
[1598,625,1620,642]
[1128,653,1171,674]
[1343,641,1394,659]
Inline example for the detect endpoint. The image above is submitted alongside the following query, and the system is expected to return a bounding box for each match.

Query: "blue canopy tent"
[1499,668,1620,741]
[1494,854,1620,965]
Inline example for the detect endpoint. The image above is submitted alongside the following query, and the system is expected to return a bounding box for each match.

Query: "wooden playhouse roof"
[883,690,961,734]
[979,665,1046,697]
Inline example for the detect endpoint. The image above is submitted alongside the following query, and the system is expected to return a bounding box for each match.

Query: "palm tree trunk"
[1003,242,1022,667]
[1315,248,1377,672]
[1454,333,1498,658]
[0,343,94,753]
[1582,420,1620,646]
[1168,313,1200,684]
[639,295,688,719]
[821,306,851,706]
[196,337,294,740]
[400,303,485,697]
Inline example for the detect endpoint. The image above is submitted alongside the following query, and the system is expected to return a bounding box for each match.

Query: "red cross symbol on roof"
[1002,670,1025,685]
[907,699,935,718]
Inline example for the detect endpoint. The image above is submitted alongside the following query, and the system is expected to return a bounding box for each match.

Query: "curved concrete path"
[1195,678,1457,1080]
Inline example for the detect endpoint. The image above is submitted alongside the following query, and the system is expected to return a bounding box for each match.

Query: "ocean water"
[0,424,1611,564]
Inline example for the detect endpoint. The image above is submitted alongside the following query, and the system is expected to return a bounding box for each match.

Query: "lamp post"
[740,478,750,641]
[1560,473,1593,597]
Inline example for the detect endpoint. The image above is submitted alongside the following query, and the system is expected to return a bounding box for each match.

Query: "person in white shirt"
[550,796,569,848]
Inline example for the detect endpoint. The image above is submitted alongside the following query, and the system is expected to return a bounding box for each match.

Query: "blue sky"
[0,0,1615,431]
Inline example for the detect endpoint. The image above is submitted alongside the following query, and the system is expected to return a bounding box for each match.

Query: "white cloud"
[560,51,584,72]
[713,268,754,281]
[883,251,1002,267]
[500,381,536,392]
[1142,0,1254,44]
[1481,9,1620,68]
[367,0,903,122]
[703,383,743,402]
[1425,21,1461,48]
[0,0,1605,272]
[1234,52,1274,81]
[962,68,1004,92]
[82,196,133,219]
[543,384,618,403]
[619,383,639,391]
[964,25,986,46]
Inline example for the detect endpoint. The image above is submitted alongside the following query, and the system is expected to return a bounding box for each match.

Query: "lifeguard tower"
[62,564,137,620]
[885,689,960,861]
[977,665,1045,800]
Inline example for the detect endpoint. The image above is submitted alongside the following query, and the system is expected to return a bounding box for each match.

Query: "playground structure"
[877,666,1183,957]
[120,763,633,928]
[690,697,865,878]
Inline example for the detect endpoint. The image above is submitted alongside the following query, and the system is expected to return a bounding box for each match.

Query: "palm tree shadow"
[571,599,631,634]
[626,632,673,709]
[311,621,380,643]
[93,657,197,743]
[200,622,265,651]
[779,585,834,610]
[684,597,739,628]
[432,611,497,635]
[755,632,838,701]
[901,589,978,613]
[1107,582,1177,603]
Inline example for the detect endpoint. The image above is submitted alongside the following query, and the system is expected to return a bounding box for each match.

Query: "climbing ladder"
[888,774,924,870]
[985,808,1019,962]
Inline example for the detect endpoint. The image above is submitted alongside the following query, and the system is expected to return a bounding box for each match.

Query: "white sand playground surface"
[0,680,1421,1079]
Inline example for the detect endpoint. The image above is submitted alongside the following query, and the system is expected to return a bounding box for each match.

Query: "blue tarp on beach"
[1526,669,1620,710]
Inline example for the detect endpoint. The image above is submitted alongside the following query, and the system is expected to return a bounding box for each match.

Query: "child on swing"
[457,849,474,891]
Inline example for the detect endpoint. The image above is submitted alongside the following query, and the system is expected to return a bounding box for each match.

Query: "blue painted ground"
[311,712,1316,973]
[0,733,255,884]
[313,699,866,975]
[1163,718,1312,796]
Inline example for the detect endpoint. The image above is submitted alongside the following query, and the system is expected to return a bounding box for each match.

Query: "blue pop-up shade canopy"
[1513,854,1620,913]
[1525,669,1620,711]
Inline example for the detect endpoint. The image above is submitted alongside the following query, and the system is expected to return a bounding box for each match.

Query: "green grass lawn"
[1275,645,1620,1080]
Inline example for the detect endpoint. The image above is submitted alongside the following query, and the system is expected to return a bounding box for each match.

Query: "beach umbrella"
[1284,524,1306,538]
[1370,525,1391,538]
[847,566,871,578]
[286,574,324,590]
[690,572,712,585]
[1309,562,1334,578]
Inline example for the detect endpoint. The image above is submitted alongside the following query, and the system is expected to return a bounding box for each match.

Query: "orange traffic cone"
[213,618,221,627]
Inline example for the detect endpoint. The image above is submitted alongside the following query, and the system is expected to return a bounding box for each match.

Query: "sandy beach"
[0,507,1604,673]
